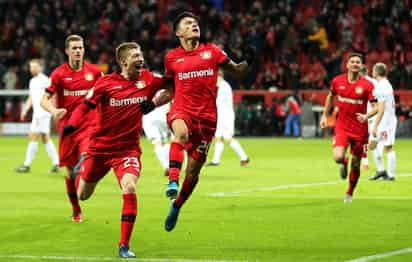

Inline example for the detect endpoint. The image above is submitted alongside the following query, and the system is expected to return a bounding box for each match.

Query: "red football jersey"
[85,70,166,156]
[47,61,102,132]
[164,43,228,123]
[330,74,375,138]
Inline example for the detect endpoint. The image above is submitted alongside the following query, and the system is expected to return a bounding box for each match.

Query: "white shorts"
[369,122,397,146]
[215,115,234,139]
[30,116,51,134]
[142,118,170,144]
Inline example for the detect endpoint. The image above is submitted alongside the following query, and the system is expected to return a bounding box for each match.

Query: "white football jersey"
[373,78,396,129]
[365,76,378,122]
[29,73,51,118]
[142,90,169,122]
[216,77,234,116]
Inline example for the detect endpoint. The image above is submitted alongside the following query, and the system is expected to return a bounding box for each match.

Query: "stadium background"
[1,0,412,137]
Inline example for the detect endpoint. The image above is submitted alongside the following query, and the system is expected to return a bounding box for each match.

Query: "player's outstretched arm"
[40,92,67,119]
[221,45,255,78]
[371,101,385,137]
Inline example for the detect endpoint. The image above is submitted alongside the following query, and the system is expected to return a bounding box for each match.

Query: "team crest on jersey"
[136,80,146,89]
[85,73,94,81]
[200,51,212,59]
[355,86,363,94]
[339,86,345,90]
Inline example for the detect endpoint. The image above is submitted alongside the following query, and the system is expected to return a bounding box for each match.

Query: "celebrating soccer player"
[162,12,254,231]
[40,35,102,222]
[62,42,172,258]
[320,53,376,203]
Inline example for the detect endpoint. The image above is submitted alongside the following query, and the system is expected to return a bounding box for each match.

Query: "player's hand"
[356,113,367,123]
[140,100,156,114]
[20,111,27,121]
[242,45,256,66]
[371,127,378,138]
[53,108,67,120]
[61,125,77,138]
[320,114,327,129]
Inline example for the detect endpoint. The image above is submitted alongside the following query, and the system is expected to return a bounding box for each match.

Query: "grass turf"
[0,136,411,262]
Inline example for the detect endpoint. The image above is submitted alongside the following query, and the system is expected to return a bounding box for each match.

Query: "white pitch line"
[208,181,340,197]
[209,173,412,197]
[345,247,412,262]
[0,255,245,262]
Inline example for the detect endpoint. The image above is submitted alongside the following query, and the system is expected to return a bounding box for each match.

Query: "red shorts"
[167,112,216,162]
[80,151,141,184]
[59,131,89,168]
[333,130,368,158]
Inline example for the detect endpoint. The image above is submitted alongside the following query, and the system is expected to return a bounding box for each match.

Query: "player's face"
[124,48,144,74]
[29,62,41,76]
[372,66,378,78]
[65,41,84,62]
[346,56,362,73]
[176,17,200,40]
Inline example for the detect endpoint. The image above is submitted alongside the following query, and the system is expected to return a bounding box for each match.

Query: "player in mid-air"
[207,70,249,167]
[364,63,397,181]
[16,59,59,173]
[62,42,173,258]
[162,11,254,231]
[320,53,376,203]
[40,35,102,222]
[142,91,171,176]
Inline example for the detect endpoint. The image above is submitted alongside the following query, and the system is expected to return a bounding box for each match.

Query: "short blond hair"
[65,34,84,49]
[373,62,387,77]
[115,42,140,65]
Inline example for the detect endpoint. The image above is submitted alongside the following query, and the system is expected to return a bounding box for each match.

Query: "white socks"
[387,151,396,178]
[24,141,38,166]
[372,147,385,172]
[155,144,170,169]
[229,140,248,161]
[45,140,59,166]
[211,141,224,164]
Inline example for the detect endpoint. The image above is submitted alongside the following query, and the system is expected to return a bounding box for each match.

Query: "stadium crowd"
[1,0,412,133]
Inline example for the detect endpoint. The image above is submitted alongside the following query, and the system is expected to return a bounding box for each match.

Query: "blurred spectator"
[2,66,17,90]
[284,95,302,137]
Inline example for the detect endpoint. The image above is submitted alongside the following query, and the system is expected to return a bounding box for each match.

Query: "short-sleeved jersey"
[364,76,378,123]
[164,43,228,123]
[85,70,166,156]
[373,78,396,129]
[330,74,375,138]
[29,73,51,118]
[47,61,102,131]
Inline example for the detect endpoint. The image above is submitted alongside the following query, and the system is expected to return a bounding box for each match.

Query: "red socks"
[347,169,360,196]
[120,193,137,247]
[65,176,81,214]
[175,174,199,209]
[169,142,185,182]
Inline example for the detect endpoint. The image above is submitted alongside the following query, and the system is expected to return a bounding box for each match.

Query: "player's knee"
[175,133,188,144]
[121,176,136,194]
[333,155,345,164]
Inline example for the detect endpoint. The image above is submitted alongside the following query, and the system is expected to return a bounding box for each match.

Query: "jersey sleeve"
[367,82,377,102]
[149,74,171,99]
[46,70,60,94]
[164,53,174,80]
[330,77,338,95]
[211,44,229,65]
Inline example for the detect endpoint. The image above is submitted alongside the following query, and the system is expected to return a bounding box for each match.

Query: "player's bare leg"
[118,173,138,258]
[165,156,202,232]
[77,177,98,201]
[65,167,82,222]
[333,146,348,179]
[167,119,189,199]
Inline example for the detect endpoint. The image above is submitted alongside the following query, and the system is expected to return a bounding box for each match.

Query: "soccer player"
[16,59,59,173]
[366,63,397,181]
[320,53,376,203]
[207,70,249,166]
[40,35,102,222]
[163,12,254,231]
[142,92,171,176]
[62,42,172,258]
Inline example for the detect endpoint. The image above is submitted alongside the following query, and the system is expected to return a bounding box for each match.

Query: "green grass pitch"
[0,136,411,262]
